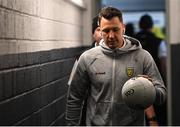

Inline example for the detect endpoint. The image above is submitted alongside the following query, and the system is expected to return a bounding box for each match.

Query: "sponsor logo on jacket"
[95,72,106,75]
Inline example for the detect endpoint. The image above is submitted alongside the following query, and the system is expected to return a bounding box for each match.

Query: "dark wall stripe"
[171,43,180,125]
[0,46,90,125]
[0,47,89,70]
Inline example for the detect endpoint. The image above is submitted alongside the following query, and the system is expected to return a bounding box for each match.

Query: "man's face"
[100,17,125,49]
[93,27,101,45]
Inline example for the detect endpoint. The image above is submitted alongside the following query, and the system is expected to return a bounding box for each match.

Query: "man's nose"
[109,30,115,38]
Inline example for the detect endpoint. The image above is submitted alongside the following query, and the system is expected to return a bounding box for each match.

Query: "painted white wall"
[82,0,93,46]
[167,0,180,44]
[0,0,94,55]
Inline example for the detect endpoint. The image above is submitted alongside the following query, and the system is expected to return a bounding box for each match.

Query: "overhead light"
[69,0,86,9]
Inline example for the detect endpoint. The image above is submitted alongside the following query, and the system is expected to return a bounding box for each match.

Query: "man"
[135,14,167,126]
[66,7,166,126]
[92,16,102,47]
[135,14,162,72]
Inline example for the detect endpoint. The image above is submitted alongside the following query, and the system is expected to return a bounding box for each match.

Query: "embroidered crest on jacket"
[126,67,134,77]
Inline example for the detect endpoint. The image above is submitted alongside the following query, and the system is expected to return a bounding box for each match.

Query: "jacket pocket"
[91,102,111,125]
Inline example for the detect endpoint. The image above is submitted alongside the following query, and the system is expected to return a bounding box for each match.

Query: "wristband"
[148,116,157,121]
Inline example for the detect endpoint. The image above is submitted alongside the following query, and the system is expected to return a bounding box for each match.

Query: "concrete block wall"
[0,0,91,125]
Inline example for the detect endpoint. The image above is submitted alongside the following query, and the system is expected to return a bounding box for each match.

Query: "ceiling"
[101,0,165,12]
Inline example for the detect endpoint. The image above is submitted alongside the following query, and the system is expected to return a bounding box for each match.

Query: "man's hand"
[137,75,153,82]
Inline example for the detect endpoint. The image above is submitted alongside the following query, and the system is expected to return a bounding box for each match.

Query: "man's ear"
[123,29,126,34]
[123,24,126,34]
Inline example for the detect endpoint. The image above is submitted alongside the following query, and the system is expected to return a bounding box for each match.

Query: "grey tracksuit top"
[66,36,166,126]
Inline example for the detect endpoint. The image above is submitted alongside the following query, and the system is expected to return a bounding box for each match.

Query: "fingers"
[137,75,153,82]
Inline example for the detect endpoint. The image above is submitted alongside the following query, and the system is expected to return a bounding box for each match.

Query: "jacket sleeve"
[143,50,167,105]
[65,53,90,125]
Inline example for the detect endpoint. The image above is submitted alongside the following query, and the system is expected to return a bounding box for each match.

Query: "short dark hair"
[98,6,123,25]
[139,14,153,30]
[92,15,99,34]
